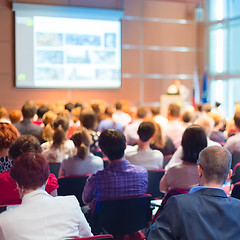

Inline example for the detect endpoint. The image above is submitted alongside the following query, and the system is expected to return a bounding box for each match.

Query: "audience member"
[0,107,10,123]
[33,104,49,126]
[202,102,212,114]
[0,123,19,173]
[14,101,42,140]
[98,106,124,132]
[125,121,163,170]
[181,106,194,127]
[9,110,22,124]
[225,111,240,154]
[163,103,185,148]
[0,152,92,240]
[59,128,103,177]
[160,125,207,193]
[112,101,132,128]
[124,106,147,145]
[150,106,168,129]
[82,129,148,208]
[41,116,75,163]
[0,135,59,205]
[148,146,240,240]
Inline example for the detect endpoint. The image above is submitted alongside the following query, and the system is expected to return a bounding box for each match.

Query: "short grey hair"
[199,146,232,185]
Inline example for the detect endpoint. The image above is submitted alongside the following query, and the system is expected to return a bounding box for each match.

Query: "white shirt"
[124,119,143,145]
[112,111,132,127]
[0,189,92,240]
[125,145,163,170]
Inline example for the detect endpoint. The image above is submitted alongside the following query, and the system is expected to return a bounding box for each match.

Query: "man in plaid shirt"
[82,129,148,207]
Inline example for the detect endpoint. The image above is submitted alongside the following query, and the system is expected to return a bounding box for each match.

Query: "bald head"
[198,146,232,185]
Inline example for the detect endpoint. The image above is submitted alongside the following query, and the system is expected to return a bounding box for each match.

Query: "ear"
[198,164,203,178]
[225,169,233,181]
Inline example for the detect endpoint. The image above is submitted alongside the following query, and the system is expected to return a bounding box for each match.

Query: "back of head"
[0,123,19,150]
[0,107,8,119]
[80,109,97,130]
[71,107,81,123]
[53,116,69,132]
[10,152,50,190]
[194,115,214,136]
[168,103,180,118]
[137,121,155,142]
[21,101,37,119]
[234,111,240,129]
[137,106,147,119]
[99,129,126,160]
[9,135,42,160]
[64,102,75,112]
[42,111,57,126]
[104,106,113,117]
[9,110,22,124]
[202,103,212,113]
[115,102,122,110]
[37,105,49,119]
[181,124,207,163]
[71,128,91,160]
[150,106,160,116]
[208,112,222,127]
[199,146,231,185]
[182,110,194,123]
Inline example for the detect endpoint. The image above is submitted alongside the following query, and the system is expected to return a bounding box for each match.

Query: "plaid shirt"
[82,160,148,204]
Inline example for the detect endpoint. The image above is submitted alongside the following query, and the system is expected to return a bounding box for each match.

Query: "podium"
[160,95,183,118]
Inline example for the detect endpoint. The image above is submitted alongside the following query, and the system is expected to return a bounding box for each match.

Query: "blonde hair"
[42,123,54,142]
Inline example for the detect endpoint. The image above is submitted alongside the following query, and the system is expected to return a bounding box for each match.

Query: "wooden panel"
[0,10,13,42]
[144,50,196,74]
[124,0,141,17]
[122,49,140,74]
[122,20,141,45]
[144,22,197,48]
[0,43,13,73]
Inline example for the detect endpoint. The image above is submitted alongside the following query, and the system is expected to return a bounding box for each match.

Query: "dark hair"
[199,146,231,184]
[115,102,122,110]
[99,129,126,160]
[150,106,160,116]
[0,123,19,149]
[75,102,83,108]
[10,152,50,190]
[64,102,75,112]
[181,124,207,163]
[53,116,69,132]
[9,135,42,160]
[168,103,180,117]
[138,121,155,142]
[234,112,240,129]
[80,110,97,130]
[182,110,193,123]
[71,128,90,160]
[137,106,147,119]
[52,126,66,147]
[21,101,37,119]
[37,105,49,119]
[104,107,113,117]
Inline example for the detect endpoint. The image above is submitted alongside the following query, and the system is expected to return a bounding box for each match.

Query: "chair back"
[92,194,152,236]
[231,182,240,199]
[66,234,113,240]
[49,162,61,178]
[231,163,240,184]
[58,175,90,206]
[147,169,165,199]
[231,152,240,170]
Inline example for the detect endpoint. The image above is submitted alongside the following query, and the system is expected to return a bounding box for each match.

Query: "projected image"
[37,32,63,46]
[67,67,92,81]
[66,49,90,64]
[36,50,64,64]
[36,67,64,81]
[66,34,101,46]
[105,33,116,48]
[93,51,116,64]
[95,69,120,81]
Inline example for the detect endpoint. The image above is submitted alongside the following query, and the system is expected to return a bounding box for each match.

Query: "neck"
[109,158,124,163]
[138,140,150,150]
[0,148,9,157]
[168,116,178,121]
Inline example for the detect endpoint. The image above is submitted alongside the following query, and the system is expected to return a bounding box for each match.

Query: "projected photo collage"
[35,31,119,83]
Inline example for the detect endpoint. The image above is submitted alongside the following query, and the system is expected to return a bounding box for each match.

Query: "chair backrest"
[58,175,90,206]
[66,234,114,240]
[231,163,240,184]
[49,162,61,178]
[92,195,152,236]
[231,182,240,199]
[231,152,240,170]
[147,169,165,199]
[163,155,173,168]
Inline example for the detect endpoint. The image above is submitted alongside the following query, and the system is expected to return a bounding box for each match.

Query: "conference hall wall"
[0,0,203,111]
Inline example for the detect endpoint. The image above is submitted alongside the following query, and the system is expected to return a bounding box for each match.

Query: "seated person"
[82,129,148,208]
[0,152,92,239]
[125,121,163,170]
[160,125,207,193]
[58,128,104,177]
[147,146,240,240]
[0,135,58,205]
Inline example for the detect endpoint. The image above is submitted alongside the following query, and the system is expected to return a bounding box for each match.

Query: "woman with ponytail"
[41,116,75,163]
[58,127,103,177]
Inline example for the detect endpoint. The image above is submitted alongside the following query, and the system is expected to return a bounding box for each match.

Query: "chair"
[147,169,165,199]
[49,162,61,178]
[231,152,240,170]
[163,155,173,168]
[91,194,152,236]
[58,175,90,206]
[0,205,7,214]
[231,163,240,185]
[231,182,240,199]
[66,234,114,240]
